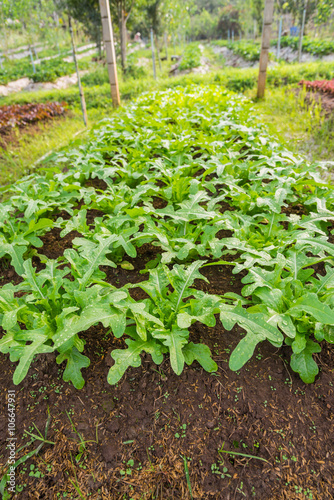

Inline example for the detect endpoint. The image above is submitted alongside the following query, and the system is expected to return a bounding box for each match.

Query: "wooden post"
[98,0,120,107]
[150,29,156,79]
[69,17,88,126]
[298,6,307,63]
[257,0,274,98]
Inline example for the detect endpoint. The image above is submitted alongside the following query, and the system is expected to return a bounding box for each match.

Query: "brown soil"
[0,220,333,500]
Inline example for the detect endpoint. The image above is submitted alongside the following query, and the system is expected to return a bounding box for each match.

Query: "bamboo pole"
[150,29,156,79]
[156,36,162,72]
[164,32,168,60]
[298,6,307,63]
[98,0,120,107]
[257,0,275,98]
[28,46,36,74]
[69,17,88,127]
[277,17,282,59]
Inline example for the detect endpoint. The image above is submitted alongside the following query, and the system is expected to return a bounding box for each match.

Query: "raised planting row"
[299,78,334,96]
[272,36,334,57]
[0,57,90,86]
[0,101,67,134]
[213,40,262,62]
[0,85,334,391]
[214,36,334,63]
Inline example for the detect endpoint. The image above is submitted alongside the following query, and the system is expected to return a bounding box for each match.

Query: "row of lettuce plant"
[0,85,334,389]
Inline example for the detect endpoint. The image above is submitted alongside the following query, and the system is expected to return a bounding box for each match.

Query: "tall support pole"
[150,28,156,80]
[277,16,282,59]
[29,46,36,74]
[156,45,162,71]
[69,17,88,126]
[298,6,307,63]
[164,32,168,60]
[257,0,274,98]
[99,0,120,107]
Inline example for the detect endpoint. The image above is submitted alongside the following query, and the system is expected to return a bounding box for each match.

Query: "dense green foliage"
[1,85,334,389]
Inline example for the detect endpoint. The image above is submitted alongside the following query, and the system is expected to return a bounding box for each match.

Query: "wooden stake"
[69,16,88,127]
[257,0,274,98]
[99,0,120,107]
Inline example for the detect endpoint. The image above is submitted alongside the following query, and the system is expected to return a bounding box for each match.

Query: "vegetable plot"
[299,78,334,96]
[1,86,334,389]
[0,58,89,86]
[273,36,334,57]
[0,102,67,133]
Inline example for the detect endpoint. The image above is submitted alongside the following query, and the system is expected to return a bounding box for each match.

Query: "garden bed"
[0,86,333,499]
[0,102,67,135]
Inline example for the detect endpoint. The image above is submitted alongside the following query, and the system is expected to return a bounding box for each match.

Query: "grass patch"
[0,111,90,186]
[249,86,333,165]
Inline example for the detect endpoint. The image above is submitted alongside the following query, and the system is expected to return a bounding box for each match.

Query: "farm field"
[0,84,333,499]
[1,54,334,187]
